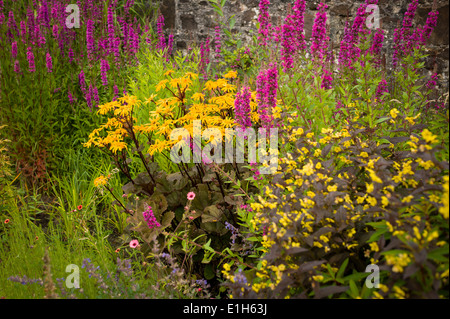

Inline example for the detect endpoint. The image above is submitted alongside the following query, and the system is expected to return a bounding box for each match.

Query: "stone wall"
[158,0,449,85]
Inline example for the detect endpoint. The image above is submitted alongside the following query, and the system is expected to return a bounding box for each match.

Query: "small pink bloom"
[187,192,196,201]
[129,239,139,249]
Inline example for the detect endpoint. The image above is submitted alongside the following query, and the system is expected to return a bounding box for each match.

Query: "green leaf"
[349,280,359,298]
[337,258,349,279]
[375,117,390,124]
[367,228,388,243]
[204,263,216,280]
[428,245,449,263]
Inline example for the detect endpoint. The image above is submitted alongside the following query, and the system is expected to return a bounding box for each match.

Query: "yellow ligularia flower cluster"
[84,94,142,154]
[84,69,265,161]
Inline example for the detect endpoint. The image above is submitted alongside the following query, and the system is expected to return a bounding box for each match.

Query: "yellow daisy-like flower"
[223,70,238,79]
[164,69,175,76]
[390,108,399,119]
[191,92,205,102]
[156,79,169,92]
[421,129,438,144]
[94,175,109,187]
[110,141,127,153]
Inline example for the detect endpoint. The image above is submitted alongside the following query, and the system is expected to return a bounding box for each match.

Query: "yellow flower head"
[223,70,238,79]
[94,175,109,187]
[421,129,438,144]
[390,108,399,119]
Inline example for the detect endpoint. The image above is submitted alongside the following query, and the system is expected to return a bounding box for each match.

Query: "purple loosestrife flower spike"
[392,0,419,67]
[321,70,333,90]
[27,8,35,37]
[107,5,115,55]
[93,85,99,106]
[256,69,269,127]
[156,14,166,50]
[234,86,252,130]
[257,64,278,130]
[375,78,388,99]
[38,0,50,29]
[20,20,26,43]
[86,84,93,109]
[420,10,439,45]
[7,11,18,38]
[11,41,17,59]
[143,206,161,229]
[199,37,210,80]
[426,73,438,90]
[266,63,278,110]
[258,0,271,46]
[26,47,35,73]
[79,70,87,93]
[68,47,74,63]
[52,24,58,38]
[293,0,306,51]
[86,19,94,60]
[214,25,222,61]
[281,15,296,71]
[68,91,75,104]
[100,59,110,86]
[310,3,329,65]
[369,28,384,67]
[166,34,174,61]
[46,52,53,73]
[14,60,20,73]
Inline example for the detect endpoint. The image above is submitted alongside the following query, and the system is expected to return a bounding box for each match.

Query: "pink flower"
[129,239,139,249]
[187,192,196,201]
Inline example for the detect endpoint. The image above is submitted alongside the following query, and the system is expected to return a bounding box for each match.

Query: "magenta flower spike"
[420,10,439,45]
[214,25,222,61]
[320,70,333,90]
[68,91,75,104]
[14,59,20,74]
[256,63,278,130]
[86,19,94,60]
[79,70,87,93]
[143,206,161,229]
[107,5,115,55]
[100,59,110,86]
[166,34,174,61]
[11,41,18,59]
[26,47,35,73]
[257,0,271,46]
[234,86,252,130]
[46,52,53,73]
[281,15,296,71]
[293,0,306,51]
[20,20,26,43]
[310,3,329,65]
[156,14,166,50]
[375,78,389,99]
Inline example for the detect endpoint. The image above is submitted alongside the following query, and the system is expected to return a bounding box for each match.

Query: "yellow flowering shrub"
[223,114,449,299]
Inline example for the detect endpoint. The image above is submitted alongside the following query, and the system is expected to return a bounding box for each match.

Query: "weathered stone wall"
[158,0,449,85]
